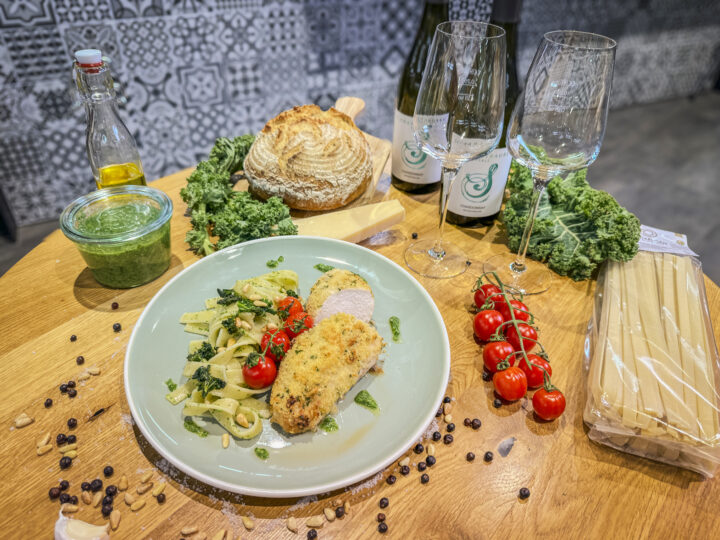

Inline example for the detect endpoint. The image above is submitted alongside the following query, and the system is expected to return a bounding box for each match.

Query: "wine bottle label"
[391,110,441,185]
[444,148,512,218]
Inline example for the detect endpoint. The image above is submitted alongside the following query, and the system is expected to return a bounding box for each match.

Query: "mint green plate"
[125,236,450,497]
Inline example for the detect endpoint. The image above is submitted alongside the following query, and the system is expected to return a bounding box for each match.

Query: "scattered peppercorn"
[81,482,91,492]
[102,495,113,506]
[465,260,472,266]
[59,480,69,491]
[435,407,442,418]
[67,418,77,429]
[519,487,530,500]
[463,418,471,427]
[59,384,68,393]
[472,418,481,430]
[49,487,61,500]
[379,497,389,509]
[425,456,436,467]
[101,504,113,517]
[44,398,53,408]
[417,462,427,472]
[411,232,418,239]
[377,513,386,522]
[67,380,76,388]
[378,523,388,534]
[67,388,77,398]
[386,475,396,485]
[482,371,491,381]
[113,323,121,332]
[484,451,494,462]
[420,473,429,484]
[443,396,451,404]
[111,302,119,310]
[90,479,103,492]
[56,433,67,445]
[59,493,70,504]
[69,495,78,505]
[156,493,166,504]
[335,506,345,519]
[70,335,77,342]
[307,529,318,540]
[466,452,475,462]
[59,456,72,469]
[76,355,85,365]
[106,485,117,497]
[446,423,455,432]
[432,431,441,442]
[443,434,453,445]
[67,434,77,444]
[413,443,424,454]
[103,466,114,477]
[400,465,410,476]
[493,398,502,408]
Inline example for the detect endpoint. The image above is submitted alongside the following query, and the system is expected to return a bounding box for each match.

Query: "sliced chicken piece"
[306,268,374,323]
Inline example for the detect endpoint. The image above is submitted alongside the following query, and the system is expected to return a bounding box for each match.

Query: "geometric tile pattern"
[0,0,718,227]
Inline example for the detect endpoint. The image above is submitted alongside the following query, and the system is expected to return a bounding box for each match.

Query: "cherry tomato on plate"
[473,284,502,309]
[285,311,314,339]
[493,366,528,401]
[277,296,303,319]
[532,388,566,420]
[519,354,552,388]
[497,299,530,323]
[482,341,516,373]
[260,329,291,363]
[242,353,277,389]
[473,310,504,341]
[506,323,538,353]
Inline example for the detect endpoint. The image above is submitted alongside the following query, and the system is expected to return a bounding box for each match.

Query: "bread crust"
[244,105,373,211]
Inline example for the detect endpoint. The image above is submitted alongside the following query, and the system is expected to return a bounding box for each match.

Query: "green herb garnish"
[314,263,335,273]
[389,316,401,343]
[266,255,284,268]
[183,417,208,438]
[319,416,339,432]
[187,341,217,362]
[354,390,379,412]
[285,289,298,298]
[254,447,269,460]
[191,365,226,398]
[165,378,177,392]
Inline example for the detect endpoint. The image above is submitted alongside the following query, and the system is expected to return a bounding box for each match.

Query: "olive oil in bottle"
[443,0,522,227]
[391,0,448,194]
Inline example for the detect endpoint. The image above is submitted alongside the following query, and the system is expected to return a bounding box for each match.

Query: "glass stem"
[511,176,546,274]
[432,165,460,257]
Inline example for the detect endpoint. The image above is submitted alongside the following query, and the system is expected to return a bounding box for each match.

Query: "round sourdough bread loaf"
[243,105,373,211]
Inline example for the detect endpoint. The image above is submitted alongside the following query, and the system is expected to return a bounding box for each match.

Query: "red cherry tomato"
[518,354,552,388]
[493,366,527,401]
[473,284,502,309]
[532,387,566,420]
[482,341,516,373]
[277,296,303,319]
[260,329,291,363]
[285,311,314,339]
[473,310,504,341]
[242,353,277,389]
[506,323,538,353]
[497,299,530,323]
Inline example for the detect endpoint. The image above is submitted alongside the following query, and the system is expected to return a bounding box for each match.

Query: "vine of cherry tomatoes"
[472,273,566,421]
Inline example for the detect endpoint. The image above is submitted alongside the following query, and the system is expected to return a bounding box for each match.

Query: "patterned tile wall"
[0,0,718,226]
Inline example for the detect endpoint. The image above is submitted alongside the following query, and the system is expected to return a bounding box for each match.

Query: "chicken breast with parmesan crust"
[270,312,384,434]
[306,268,374,323]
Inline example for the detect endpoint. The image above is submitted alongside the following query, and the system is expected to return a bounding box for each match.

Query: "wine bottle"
[443,0,522,226]
[391,0,448,194]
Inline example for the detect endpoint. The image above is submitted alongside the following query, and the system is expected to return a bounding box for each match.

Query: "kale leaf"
[191,365,226,398]
[187,341,217,362]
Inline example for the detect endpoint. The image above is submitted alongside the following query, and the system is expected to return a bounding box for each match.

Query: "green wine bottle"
[391,0,448,194]
[443,0,523,227]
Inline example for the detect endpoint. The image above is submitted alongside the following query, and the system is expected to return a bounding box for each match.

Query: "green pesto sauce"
[183,417,208,438]
[319,416,339,432]
[389,316,401,343]
[314,263,334,273]
[266,255,284,268]
[354,390,379,413]
[165,378,177,392]
[254,447,269,460]
[76,201,160,236]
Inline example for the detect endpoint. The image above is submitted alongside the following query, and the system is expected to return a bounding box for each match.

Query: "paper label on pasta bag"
[638,225,698,257]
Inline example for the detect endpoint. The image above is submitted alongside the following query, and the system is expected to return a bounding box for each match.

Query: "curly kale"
[187,341,217,362]
[500,165,640,281]
[181,136,298,256]
[191,365,226,398]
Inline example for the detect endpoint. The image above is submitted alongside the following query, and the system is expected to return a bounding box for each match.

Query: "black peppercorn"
[70,495,78,505]
[463,418,471,427]
[81,482,91,492]
[443,396,451,404]
[446,423,455,432]
[101,504,113,517]
[59,480,69,491]
[103,466,114,477]
[67,380,76,388]
[466,452,475,462]
[113,322,121,332]
[386,475,396,485]
[106,485,117,497]
[67,418,77,429]
[102,495,113,506]
[307,529,318,540]
[111,302,119,310]
[70,335,77,342]
[411,232,418,239]
[67,434,77,444]
[56,433,67,445]
[420,473,429,484]
[59,384,68,393]
[377,512,386,522]
[413,443,424,454]
[335,506,345,519]
[435,407,442,418]
[49,487,61,500]
[425,455,436,467]
[482,371,491,381]
[472,418,481,430]
[44,398,53,408]
[378,523,388,533]
[156,492,166,504]
[76,355,85,365]
[493,398,502,408]
[59,493,70,504]
[59,456,72,469]
[90,479,103,492]
[443,434,453,445]
[417,462,427,472]
[400,465,410,475]
[379,497,389,509]
[519,487,530,500]
[67,388,77,398]
[484,451,494,462]
[432,431,441,442]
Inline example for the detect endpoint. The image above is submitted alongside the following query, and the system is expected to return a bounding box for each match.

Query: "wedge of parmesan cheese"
[295,200,405,243]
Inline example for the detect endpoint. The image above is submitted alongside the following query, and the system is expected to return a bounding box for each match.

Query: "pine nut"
[87,366,101,376]
[59,443,78,453]
[248,294,262,301]
[137,482,152,495]
[227,337,237,347]
[152,483,165,497]
[343,501,350,514]
[181,526,198,535]
[124,493,135,506]
[234,317,243,328]
[14,413,33,428]
[140,471,153,483]
[93,491,103,507]
[211,530,227,540]
[118,475,128,491]
[241,516,255,531]
[36,431,51,448]
[77,372,91,382]
[36,444,53,456]
[241,320,252,330]
[81,491,92,505]
[443,403,452,415]
[306,516,324,528]
[235,413,249,428]
[266,322,278,332]
[332,498,343,507]
[61,503,78,513]
[110,509,121,530]
[222,433,230,449]
[427,443,436,456]
[323,508,336,522]
[63,450,78,459]
[253,300,268,307]
[130,499,145,512]
[444,414,453,424]
[241,284,251,294]
[286,517,298,533]
[398,457,410,467]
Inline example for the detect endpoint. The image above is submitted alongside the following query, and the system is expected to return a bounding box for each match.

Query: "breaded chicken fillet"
[306,269,374,323]
[270,312,384,433]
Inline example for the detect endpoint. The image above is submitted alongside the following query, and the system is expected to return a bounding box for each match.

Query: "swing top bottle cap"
[74,49,102,66]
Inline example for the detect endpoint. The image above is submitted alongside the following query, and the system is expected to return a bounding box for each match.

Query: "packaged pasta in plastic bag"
[583,225,720,476]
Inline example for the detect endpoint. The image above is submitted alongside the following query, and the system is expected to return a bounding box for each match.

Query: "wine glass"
[484,30,617,294]
[405,21,506,279]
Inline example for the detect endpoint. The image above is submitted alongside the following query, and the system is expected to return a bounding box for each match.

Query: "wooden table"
[2,167,720,540]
